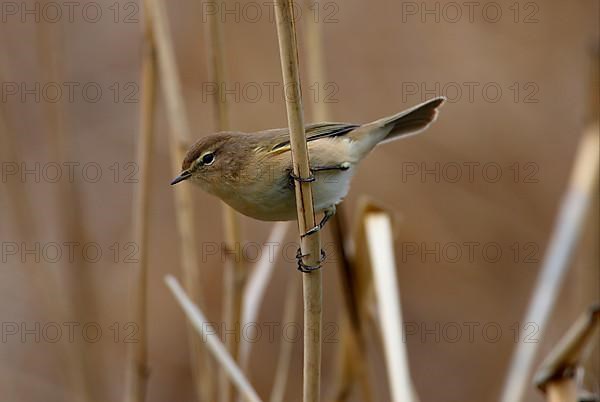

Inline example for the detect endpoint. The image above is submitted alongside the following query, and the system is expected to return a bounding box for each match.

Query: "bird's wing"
[267,122,359,154]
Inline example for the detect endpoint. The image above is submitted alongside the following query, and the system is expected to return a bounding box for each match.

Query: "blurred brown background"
[0,0,598,401]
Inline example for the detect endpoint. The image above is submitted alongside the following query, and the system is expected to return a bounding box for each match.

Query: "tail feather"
[347,96,445,158]
[379,96,445,143]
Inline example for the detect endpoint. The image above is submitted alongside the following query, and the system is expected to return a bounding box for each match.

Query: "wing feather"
[268,123,359,154]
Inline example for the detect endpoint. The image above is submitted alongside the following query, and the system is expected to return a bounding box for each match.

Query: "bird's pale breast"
[210,137,357,221]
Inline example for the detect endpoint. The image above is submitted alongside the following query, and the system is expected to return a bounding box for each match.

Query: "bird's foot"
[288,163,351,186]
[289,171,315,183]
[296,247,327,273]
[301,206,336,238]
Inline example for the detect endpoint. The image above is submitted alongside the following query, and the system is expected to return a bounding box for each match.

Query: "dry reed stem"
[165,276,263,402]
[301,4,372,400]
[303,0,329,123]
[202,4,246,401]
[0,59,86,400]
[348,199,420,402]
[364,211,419,402]
[144,0,212,399]
[34,19,94,402]
[269,277,301,402]
[327,211,373,402]
[327,318,354,402]
[240,221,290,370]
[500,126,599,402]
[546,380,577,402]
[0,65,34,234]
[123,7,156,401]
[272,1,323,401]
[534,305,600,395]
[220,228,244,402]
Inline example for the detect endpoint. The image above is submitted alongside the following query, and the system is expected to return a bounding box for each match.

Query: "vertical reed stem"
[144,0,212,399]
[202,4,246,401]
[302,4,373,400]
[272,1,322,401]
[123,5,156,401]
[269,278,300,402]
[0,63,34,235]
[35,18,94,402]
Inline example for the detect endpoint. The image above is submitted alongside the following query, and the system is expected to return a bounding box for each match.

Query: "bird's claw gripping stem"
[289,171,315,183]
[289,162,350,186]
[301,206,336,238]
[296,248,327,273]
[289,171,337,272]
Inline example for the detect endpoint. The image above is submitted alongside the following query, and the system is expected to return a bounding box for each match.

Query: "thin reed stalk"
[220,213,244,402]
[0,58,78,397]
[301,4,372,400]
[272,1,323,400]
[1,49,93,402]
[0,65,34,235]
[123,6,157,401]
[365,211,419,402]
[500,126,599,402]
[144,0,212,399]
[240,222,290,370]
[202,4,246,401]
[165,276,263,402]
[34,19,94,402]
[303,0,329,123]
[269,278,300,402]
[327,317,354,402]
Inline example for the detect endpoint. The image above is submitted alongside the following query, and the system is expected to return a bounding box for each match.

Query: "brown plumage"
[172,97,445,222]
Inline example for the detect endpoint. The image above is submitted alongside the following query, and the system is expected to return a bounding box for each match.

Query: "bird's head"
[171,132,253,193]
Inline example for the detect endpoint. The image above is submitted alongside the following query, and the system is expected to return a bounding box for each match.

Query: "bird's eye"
[201,152,215,166]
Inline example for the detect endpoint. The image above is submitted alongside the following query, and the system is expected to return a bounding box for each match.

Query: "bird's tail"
[378,96,445,143]
[348,96,445,157]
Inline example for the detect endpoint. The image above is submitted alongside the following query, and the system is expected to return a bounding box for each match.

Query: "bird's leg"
[311,162,351,172]
[288,163,350,187]
[301,205,336,238]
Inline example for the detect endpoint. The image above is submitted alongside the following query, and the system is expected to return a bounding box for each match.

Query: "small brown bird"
[171,97,445,235]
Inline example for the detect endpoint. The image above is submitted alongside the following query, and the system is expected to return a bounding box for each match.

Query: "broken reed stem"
[302,4,373,401]
[533,304,600,397]
[365,212,419,402]
[202,4,246,402]
[500,126,599,402]
[123,7,156,402]
[328,211,373,402]
[272,1,323,401]
[545,380,577,402]
[165,276,263,402]
[145,0,212,400]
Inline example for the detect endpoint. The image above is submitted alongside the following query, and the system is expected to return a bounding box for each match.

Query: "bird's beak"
[170,170,192,185]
